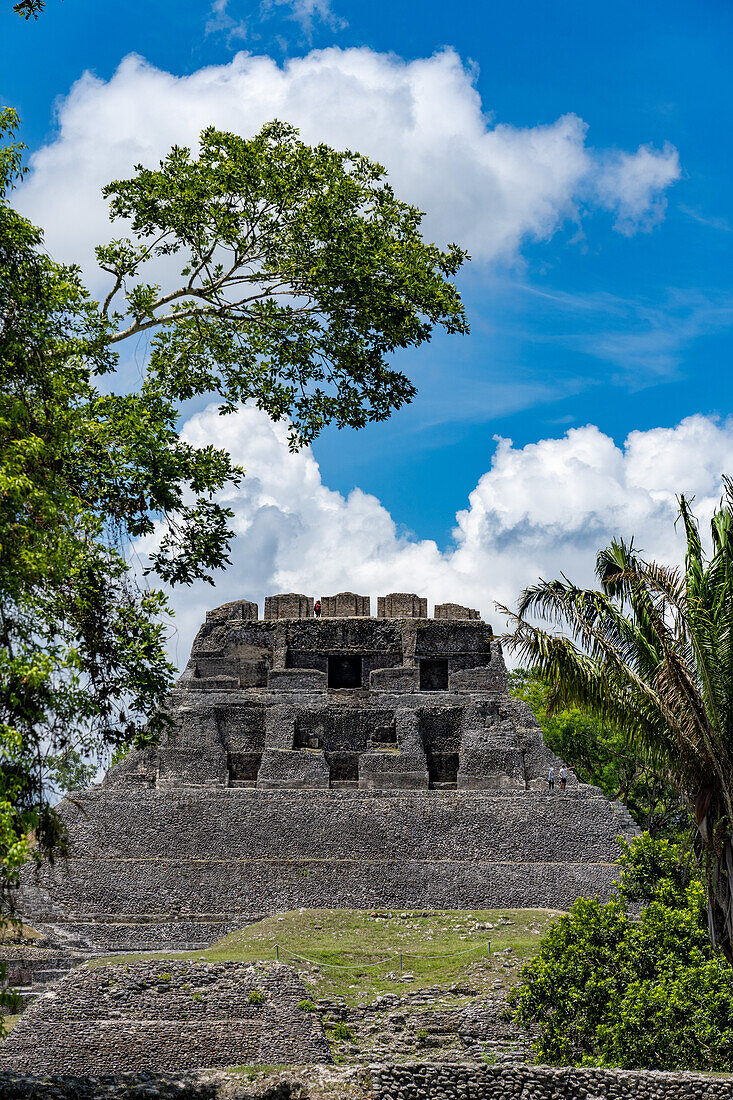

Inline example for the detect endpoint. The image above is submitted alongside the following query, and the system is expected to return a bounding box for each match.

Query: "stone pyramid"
[17,593,637,951]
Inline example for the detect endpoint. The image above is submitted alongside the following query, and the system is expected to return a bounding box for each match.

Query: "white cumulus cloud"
[15,46,679,295]
[151,406,733,670]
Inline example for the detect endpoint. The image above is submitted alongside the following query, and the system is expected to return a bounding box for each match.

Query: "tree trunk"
[708,837,733,965]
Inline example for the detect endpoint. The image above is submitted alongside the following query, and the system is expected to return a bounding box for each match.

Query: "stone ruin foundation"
[16,592,638,954]
[0,961,331,1074]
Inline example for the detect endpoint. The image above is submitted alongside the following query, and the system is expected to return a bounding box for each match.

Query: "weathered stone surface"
[377,593,428,618]
[370,1063,733,1100]
[321,592,370,617]
[264,593,314,620]
[18,786,633,950]
[0,961,331,1075]
[15,599,639,952]
[369,667,420,693]
[205,599,258,623]
[2,1059,733,1100]
[434,602,480,620]
[257,748,330,789]
[267,668,328,692]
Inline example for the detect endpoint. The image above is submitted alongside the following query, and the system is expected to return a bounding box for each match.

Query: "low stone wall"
[0,1075,219,1099]
[1,1062,732,1100]
[370,1064,733,1100]
[0,961,331,1075]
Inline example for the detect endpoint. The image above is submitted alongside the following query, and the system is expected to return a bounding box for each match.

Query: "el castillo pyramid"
[17,591,638,952]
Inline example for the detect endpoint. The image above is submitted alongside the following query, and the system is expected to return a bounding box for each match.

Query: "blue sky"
[2,0,733,652]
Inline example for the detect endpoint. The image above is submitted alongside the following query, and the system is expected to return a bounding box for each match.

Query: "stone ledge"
[369,1062,733,1100]
[1,1060,731,1100]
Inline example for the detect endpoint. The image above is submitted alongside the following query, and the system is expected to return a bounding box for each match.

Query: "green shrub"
[297,998,317,1012]
[332,1021,354,1041]
[512,834,733,1071]
[1,990,23,1013]
[155,972,171,982]
[248,989,266,1005]
[617,831,702,912]
[192,992,202,1002]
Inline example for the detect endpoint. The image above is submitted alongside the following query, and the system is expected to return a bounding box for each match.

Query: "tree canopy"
[501,485,733,961]
[513,834,733,1071]
[0,108,467,911]
[13,0,45,18]
[98,121,467,447]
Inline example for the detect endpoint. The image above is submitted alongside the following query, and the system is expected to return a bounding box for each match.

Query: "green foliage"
[508,669,687,838]
[98,120,468,448]
[0,110,467,916]
[501,489,733,960]
[0,967,22,1016]
[297,998,318,1012]
[248,988,266,1005]
[45,748,99,798]
[616,830,702,912]
[0,107,233,906]
[13,0,44,18]
[332,1021,354,1041]
[512,834,733,1070]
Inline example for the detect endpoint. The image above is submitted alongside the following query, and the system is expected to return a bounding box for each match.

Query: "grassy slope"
[89,908,561,1004]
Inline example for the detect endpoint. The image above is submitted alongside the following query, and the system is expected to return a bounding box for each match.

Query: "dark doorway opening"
[326,751,360,788]
[371,723,397,746]
[426,750,459,789]
[228,751,262,787]
[420,659,449,691]
[328,655,362,689]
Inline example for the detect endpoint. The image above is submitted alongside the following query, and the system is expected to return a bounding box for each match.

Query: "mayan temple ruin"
[16,592,638,953]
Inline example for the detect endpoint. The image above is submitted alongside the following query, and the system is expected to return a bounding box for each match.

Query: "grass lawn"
[88,908,561,1003]
[1,1015,21,1037]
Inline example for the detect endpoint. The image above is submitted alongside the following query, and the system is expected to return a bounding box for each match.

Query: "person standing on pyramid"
[548,765,555,791]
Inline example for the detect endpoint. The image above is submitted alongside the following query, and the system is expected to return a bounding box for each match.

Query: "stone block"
[449,661,508,693]
[238,659,269,688]
[194,657,240,681]
[264,704,296,748]
[458,740,526,791]
[205,599,258,623]
[358,752,429,789]
[156,747,228,788]
[256,749,330,789]
[434,602,481,620]
[319,592,371,617]
[377,592,428,618]
[267,668,327,692]
[369,666,420,693]
[186,676,239,692]
[264,593,314,620]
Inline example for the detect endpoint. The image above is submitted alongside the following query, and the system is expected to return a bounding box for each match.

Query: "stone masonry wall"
[434,604,480,620]
[320,593,371,617]
[17,787,633,949]
[377,595,428,618]
[370,1063,733,1100]
[0,961,331,1075]
[1,1061,733,1100]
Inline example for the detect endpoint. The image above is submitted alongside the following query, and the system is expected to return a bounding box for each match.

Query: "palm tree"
[498,480,733,963]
